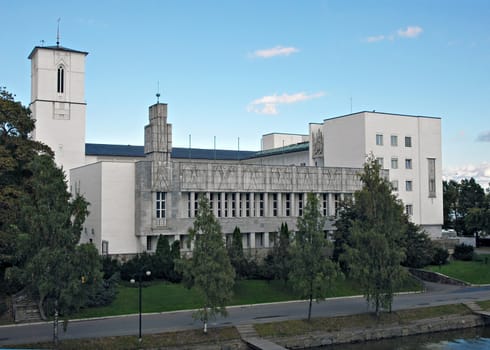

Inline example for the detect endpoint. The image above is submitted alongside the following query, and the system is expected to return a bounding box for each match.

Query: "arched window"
[57,66,64,93]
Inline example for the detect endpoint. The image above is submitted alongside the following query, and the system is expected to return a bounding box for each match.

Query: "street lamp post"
[130,270,151,342]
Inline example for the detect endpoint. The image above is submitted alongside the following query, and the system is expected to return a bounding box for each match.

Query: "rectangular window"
[405,136,412,147]
[376,157,384,168]
[391,135,398,146]
[391,180,399,191]
[239,193,243,217]
[217,193,222,217]
[194,193,200,216]
[376,134,383,146]
[272,193,278,217]
[285,193,291,216]
[187,193,191,217]
[101,240,109,255]
[156,192,166,218]
[259,193,264,217]
[245,193,250,217]
[269,232,277,248]
[428,158,436,198]
[391,158,398,169]
[209,193,215,215]
[146,236,152,251]
[255,233,264,248]
[231,193,236,217]
[406,180,413,192]
[322,193,328,216]
[298,193,304,216]
[224,193,229,217]
[405,159,412,169]
[405,204,413,216]
[334,194,341,217]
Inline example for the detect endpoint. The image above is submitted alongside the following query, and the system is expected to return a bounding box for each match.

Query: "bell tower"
[28,43,88,185]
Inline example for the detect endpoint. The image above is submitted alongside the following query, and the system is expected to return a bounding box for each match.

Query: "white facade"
[262,133,308,151]
[29,46,88,184]
[317,112,443,237]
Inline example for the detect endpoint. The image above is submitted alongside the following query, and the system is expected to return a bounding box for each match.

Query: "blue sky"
[2,0,489,187]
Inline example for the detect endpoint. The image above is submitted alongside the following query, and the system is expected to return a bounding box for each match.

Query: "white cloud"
[365,25,423,43]
[247,92,325,115]
[251,46,299,58]
[366,35,385,43]
[476,130,490,142]
[397,26,423,38]
[443,162,490,189]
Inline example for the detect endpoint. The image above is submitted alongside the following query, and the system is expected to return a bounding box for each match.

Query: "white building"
[28,44,443,256]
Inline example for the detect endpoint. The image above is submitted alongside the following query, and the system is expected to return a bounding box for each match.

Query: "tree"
[227,226,246,278]
[178,195,235,333]
[0,87,51,292]
[270,222,292,284]
[401,223,434,268]
[153,235,173,279]
[340,156,406,316]
[443,180,459,229]
[289,193,338,321]
[456,178,485,236]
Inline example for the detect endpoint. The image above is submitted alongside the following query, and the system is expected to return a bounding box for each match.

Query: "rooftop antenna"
[156,81,161,103]
[56,18,61,47]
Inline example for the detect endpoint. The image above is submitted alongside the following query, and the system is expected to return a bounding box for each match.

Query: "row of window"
[156,192,347,219]
[391,180,413,192]
[376,134,412,147]
[377,157,412,170]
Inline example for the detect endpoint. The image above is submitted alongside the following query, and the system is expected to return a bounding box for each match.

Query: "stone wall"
[409,268,470,286]
[269,314,486,349]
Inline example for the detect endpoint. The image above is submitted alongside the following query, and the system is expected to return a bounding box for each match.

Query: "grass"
[74,275,421,319]
[426,254,490,284]
[255,303,471,337]
[477,300,490,311]
[9,326,240,350]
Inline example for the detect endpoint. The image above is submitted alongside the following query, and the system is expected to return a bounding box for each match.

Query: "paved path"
[1,283,490,346]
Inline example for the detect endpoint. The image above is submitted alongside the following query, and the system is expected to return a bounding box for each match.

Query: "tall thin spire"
[56,18,61,47]
[156,81,161,103]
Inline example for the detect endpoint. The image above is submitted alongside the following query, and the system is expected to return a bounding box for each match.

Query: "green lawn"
[74,275,421,319]
[426,254,490,284]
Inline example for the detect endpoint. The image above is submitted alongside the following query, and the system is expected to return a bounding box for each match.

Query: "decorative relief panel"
[312,129,324,157]
[296,167,317,191]
[243,166,266,191]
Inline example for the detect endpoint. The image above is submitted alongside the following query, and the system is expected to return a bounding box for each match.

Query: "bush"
[431,247,449,266]
[101,256,121,279]
[453,243,474,261]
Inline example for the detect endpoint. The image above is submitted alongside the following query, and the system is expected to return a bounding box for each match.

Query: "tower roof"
[28,45,88,59]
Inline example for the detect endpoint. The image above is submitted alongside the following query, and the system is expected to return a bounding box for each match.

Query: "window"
[391,180,399,191]
[217,193,222,217]
[255,233,264,248]
[391,135,398,146]
[405,204,413,216]
[224,193,229,217]
[334,193,341,216]
[285,193,291,216]
[405,136,412,147]
[406,180,413,192]
[428,158,436,198]
[187,193,191,217]
[405,159,412,169]
[322,193,328,216]
[231,193,236,217]
[376,157,384,168]
[245,193,250,216]
[391,158,398,169]
[156,192,166,218]
[376,134,383,146]
[272,193,278,217]
[259,193,264,216]
[57,65,64,93]
[194,193,200,216]
[298,193,304,216]
[146,236,153,251]
[102,240,109,255]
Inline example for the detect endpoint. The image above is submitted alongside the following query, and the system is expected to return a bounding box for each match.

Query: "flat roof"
[85,143,256,161]
[28,45,88,59]
[324,110,441,122]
